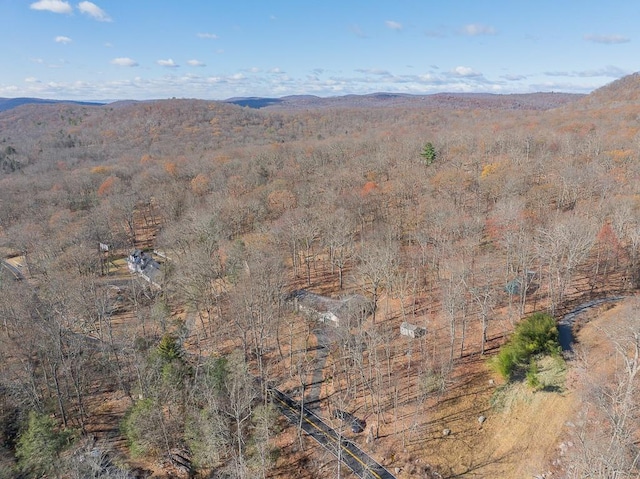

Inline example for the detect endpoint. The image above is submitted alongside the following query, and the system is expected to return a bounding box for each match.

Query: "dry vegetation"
[2,76,640,478]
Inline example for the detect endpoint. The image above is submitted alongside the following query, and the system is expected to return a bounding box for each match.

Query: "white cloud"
[77,1,111,21]
[269,67,284,74]
[197,32,219,39]
[157,59,179,68]
[581,65,629,77]
[356,68,391,75]
[385,20,403,31]
[55,36,72,44]
[187,59,205,67]
[502,74,527,81]
[25,77,40,83]
[584,34,630,44]
[451,66,481,77]
[111,57,138,67]
[545,65,629,78]
[461,24,496,36]
[30,0,72,13]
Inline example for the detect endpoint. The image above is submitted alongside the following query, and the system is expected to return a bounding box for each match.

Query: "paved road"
[0,259,24,280]
[271,388,395,479]
[558,296,624,352]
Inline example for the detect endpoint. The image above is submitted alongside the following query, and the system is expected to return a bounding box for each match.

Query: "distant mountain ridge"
[0,97,105,112]
[224,92,584,111]
[0,91,585,114]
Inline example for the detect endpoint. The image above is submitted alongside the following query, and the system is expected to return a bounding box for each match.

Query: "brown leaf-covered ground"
[2,75,640,478]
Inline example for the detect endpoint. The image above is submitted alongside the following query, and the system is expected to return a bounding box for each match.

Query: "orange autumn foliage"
[164,161,178,177]
[361,181,378,196]
[90,165,111,175]
[190,174,210,196]
[97,176,118,197]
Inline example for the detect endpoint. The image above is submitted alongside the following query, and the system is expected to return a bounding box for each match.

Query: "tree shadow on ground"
[442,449,519,478]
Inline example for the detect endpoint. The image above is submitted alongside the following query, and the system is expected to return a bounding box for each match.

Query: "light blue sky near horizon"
[1,0,638,101]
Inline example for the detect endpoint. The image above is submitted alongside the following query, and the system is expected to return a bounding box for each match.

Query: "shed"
[400,321,426,339]
[505,271,537,295]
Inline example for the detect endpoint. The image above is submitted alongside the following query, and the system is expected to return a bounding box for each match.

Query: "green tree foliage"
[185,351,264,475]
[185,356,232,470]
[203,356,230,393]
[122,335,190,459]
[121,398,163,458]
[420,142,437,166]
[491,312,560,380]
[15,411,73,478]
[156,333,184,363]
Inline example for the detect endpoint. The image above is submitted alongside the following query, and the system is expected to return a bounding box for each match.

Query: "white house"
[127,249,163,287]
[400,321,426,339]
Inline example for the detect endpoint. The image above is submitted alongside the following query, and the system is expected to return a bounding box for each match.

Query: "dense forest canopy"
[2,77,640,478]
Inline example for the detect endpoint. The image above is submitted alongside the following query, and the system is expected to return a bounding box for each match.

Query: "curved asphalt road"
[558,296,624,352]
[1,259,24,280]
[271,388,395,479]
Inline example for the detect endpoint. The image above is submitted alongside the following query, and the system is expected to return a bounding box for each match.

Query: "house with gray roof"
[127,249,163,287]
[286,289,374,327]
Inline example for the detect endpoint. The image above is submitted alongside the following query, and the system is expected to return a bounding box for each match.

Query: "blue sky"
[1,0,638,101]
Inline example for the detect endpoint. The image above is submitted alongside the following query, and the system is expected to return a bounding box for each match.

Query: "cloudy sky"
[1,0,638,101]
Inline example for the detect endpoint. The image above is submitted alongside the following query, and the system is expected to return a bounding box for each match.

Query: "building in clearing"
[285,289,374,327]
[400,321,426,339]
[127,249,163,287]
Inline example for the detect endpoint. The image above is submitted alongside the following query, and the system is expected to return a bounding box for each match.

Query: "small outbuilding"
[400,321,426,339]
[505,270,537,295]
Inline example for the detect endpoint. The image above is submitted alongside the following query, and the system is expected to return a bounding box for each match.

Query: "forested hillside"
[1,81,640,478]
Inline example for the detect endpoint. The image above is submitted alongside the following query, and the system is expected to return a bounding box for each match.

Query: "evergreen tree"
[15,411,72,478]
[420,142,437,165]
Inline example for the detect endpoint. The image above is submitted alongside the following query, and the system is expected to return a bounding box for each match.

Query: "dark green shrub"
[491,312,560,381]
[492,344,519,379]
[512,312,560,357]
